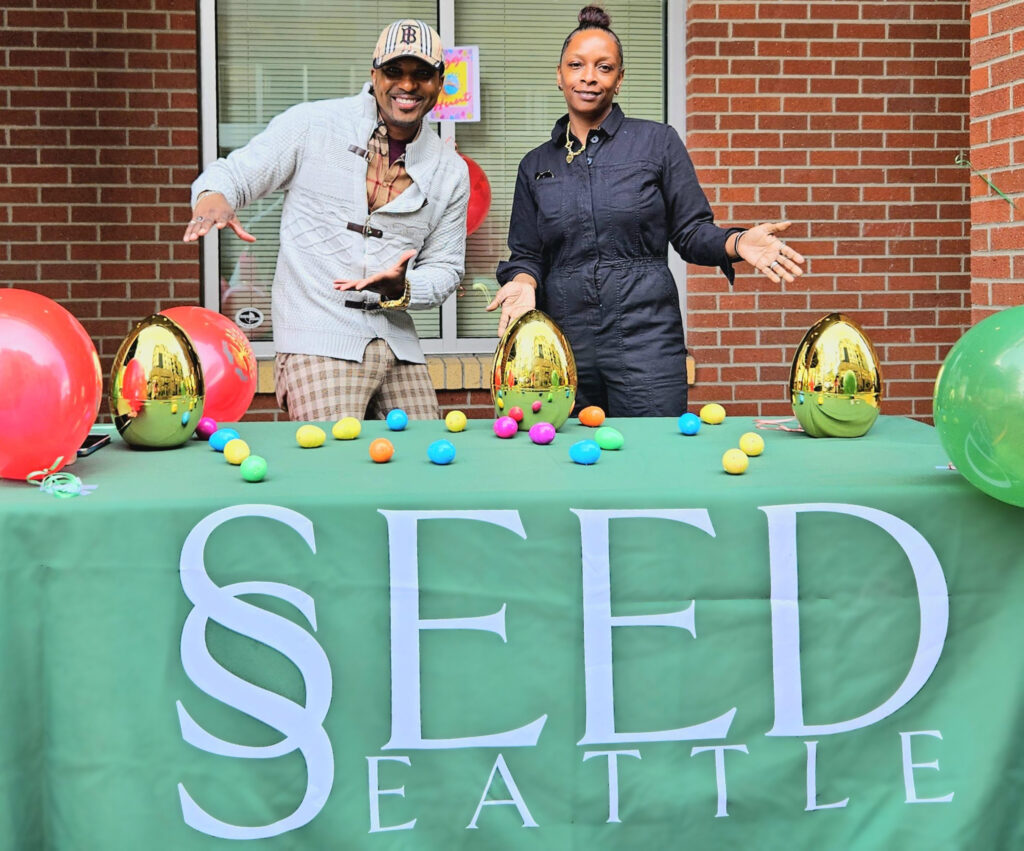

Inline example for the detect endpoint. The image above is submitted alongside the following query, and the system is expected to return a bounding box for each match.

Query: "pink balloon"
[0,289,102,480]
[160,306,257,422]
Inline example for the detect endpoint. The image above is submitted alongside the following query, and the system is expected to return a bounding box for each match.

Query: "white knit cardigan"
[191,83,469,364]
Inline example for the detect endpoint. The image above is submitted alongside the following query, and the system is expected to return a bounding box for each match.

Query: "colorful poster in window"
[430,46,480,122]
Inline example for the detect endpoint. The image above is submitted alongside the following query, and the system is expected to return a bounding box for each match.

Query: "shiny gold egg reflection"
[109,314,205,448]
[491,310,577,430]
[790,313,882,438]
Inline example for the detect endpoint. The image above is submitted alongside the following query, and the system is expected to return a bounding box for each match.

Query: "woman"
[489,5,805,417]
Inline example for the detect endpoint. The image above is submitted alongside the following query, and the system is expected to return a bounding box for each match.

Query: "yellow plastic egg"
[332,417,361,440]
[296,424,326,448]
[223,438,251,465]
[700,403,726,425]
[445,410,468,433]
[739,432,765,456]
[722,448,749,475]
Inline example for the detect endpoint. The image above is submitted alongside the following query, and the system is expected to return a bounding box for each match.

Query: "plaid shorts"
[275,341,439,422]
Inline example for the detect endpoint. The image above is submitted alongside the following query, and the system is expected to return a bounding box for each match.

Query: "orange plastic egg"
[578,406,606,427]
[369,437,394,463]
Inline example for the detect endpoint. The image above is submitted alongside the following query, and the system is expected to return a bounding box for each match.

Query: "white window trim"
[198,0,687,360]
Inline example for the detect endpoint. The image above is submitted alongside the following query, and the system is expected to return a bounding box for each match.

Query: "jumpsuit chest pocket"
[592,161,664,255]
[531,178,568,245]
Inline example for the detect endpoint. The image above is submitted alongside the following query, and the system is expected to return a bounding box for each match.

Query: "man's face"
[370,58,442,140]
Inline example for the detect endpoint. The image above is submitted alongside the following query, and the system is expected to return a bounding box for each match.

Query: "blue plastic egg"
[427,439,456,465]
[678,413,701,436]
[209,427,240,451]
[569,439,601,466]
[386,408,409,431]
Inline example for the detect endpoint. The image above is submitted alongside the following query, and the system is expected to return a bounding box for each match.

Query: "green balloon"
[933,305,1024,507]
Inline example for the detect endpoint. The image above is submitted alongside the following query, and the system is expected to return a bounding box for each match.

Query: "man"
[182,20,469,422]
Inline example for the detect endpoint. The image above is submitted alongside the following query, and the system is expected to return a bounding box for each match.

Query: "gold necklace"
[565,124,586,164]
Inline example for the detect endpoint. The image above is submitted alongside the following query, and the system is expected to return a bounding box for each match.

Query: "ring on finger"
[195,216,205,222]
[770,261,780,271]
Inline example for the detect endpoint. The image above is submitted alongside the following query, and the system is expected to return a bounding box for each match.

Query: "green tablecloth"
[1,415,1022,849]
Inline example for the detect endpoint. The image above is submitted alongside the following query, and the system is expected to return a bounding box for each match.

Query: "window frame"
[198,0,687,360]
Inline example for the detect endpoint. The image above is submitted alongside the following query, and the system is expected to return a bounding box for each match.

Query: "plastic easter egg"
[386,408,409,431]
[509,406,524,423]
[528,422,556,445]
[332,417,361,440]
[209,427,240,452]
[569,439,601,465]
[700,404,726,425]
[578,406,606,427]
[427,439,456,465]
[739,432,765,456]
[491,309,577,430]
[296,424,326,448]
[532,400,542,413]
[678,412,701,435]
[494,416,518,438]
[445,410,468,432]
[369,437,394,463]
[722,448,749,475]
[790,312,882,438]
[594,426,624,450]
[223,438,251,465]
[240,454,267,482]
[195,416,218,440]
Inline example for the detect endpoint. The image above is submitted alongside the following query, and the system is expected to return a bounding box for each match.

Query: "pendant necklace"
[565,124,586,164]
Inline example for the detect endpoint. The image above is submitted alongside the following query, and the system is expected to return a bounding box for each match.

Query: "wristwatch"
[379,279,411,311]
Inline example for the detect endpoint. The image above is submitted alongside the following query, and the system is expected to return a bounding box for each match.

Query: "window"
[199,0,678,360]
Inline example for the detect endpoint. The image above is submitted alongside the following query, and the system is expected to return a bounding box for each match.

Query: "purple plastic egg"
[493,416,518,438]
[195,416,218,440]
[529,422,556,445]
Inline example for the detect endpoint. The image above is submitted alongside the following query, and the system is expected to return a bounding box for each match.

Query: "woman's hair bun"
[578,5,611,28]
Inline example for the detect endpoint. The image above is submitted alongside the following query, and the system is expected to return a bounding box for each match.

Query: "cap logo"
[399,24,419,45]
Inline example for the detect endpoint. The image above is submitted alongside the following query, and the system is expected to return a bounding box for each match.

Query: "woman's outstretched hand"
[735,221,805,283]
[486,277,537,336]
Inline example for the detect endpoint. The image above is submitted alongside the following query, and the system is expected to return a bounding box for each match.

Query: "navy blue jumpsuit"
[497,105,739,417]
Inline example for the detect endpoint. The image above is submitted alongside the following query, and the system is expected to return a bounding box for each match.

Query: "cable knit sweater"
[191,83,469,364]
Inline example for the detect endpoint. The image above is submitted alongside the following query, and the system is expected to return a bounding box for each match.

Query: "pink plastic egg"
[493,416,518,439]
[528,422,556,445]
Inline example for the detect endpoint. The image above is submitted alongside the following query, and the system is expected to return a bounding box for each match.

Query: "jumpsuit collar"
[550,102,625,146]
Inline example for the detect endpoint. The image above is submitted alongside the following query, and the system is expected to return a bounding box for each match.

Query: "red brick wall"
[1,0,201,389]
[968,0,1024,321]
[684,0,972,420]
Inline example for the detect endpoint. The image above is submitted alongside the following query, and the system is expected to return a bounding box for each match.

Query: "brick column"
[969,0,1024,321]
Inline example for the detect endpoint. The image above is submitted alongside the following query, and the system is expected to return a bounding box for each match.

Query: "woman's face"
[557,29,623,126]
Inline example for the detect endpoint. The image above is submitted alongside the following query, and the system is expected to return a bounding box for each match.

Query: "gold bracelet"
[379,279,411,310]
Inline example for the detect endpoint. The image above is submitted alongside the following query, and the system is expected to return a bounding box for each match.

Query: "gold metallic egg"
[790,313,882,438]
[109,314,205,449]
[491,309,577,430]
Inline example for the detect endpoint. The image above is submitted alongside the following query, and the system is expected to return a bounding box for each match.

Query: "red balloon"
[120,358,147,414]
[160,306,257,423]
[461,154,492,236]
[0,289,102,480]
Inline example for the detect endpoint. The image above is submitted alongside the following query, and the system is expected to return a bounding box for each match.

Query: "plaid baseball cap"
[372,20,445,71]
